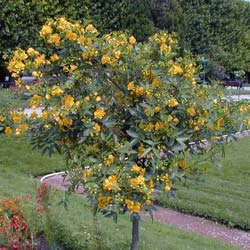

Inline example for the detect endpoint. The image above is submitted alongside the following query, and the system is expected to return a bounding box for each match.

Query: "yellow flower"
[62,95,75,107]
[178,160,186,169]
[51,85,64,96]
[187,107,196,116]
[95,96,101,102]
[113,50,121,59]
[152,78,162,88]
[129,36,136,44]
[154,106,160,113]
[93,123,101,133]
[168,97,178,108]
[130,175,145,188]
[5,127,13,135]
[27,48,39,56]
[104,154,115,167]
[160,44,171,53]
[77,35,85,44]
[127,81,135,91]
[131,164,144,174]
[94,108,106,119]
[165,184,171,192]
[85,24,97,33]
[30,112,38,118]
[82,52,90,60]
[40,24,53,37]
[41,110,49,121]
[125,199,141,213]
[103,175,118,190]
[168,64,183,75]
[194,125,200,131]
[65,30,77,41]
[32,71,41,78]
[19,124,29,132]
[34,54,46,67]
[50,54,59,62]
[11,111,25,123]
[101,55,111,65]
[214,117,224,130]
[48,33,61,46]
[138,144,145,157]
[98,196,112,209]
[83,168,93,177]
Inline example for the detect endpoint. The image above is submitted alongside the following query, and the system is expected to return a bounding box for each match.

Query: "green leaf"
[140,147,152,158]
[126,130,139,138]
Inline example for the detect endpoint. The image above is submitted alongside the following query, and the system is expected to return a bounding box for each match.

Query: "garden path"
[41,173,250,250]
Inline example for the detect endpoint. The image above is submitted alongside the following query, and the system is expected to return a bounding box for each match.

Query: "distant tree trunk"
[131,213,139,250]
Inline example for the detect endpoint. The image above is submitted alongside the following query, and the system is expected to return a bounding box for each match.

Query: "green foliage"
[157,136,250,230]
[4,17,244,250]
[0,0,89,63]
[88,0,156,42]
[0,138,239,249]
[180,0,250,73]
[6,18,242,216]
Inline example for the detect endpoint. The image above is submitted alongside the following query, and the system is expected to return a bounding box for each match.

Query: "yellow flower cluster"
[7,50,28,77]
[55,116,73,128]
[51,85,64,96]
[11,111,25,124]
[214,117,224,130]
[94,108,106,119]
[125,199,141,213]
[168,97,179,108]
[103,154,115,167]
[168,64,183,75]
[130,175,146,189]
[93,123,101,134]
[151,32,176,54]
[103,175,118,191]
[186,107,196,116]
[127,81,151,98]
[98,196,112,209]
[62,95,75,108]
[139,121,168,132]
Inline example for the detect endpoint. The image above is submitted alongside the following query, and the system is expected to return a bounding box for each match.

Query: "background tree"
[180,0,250,79]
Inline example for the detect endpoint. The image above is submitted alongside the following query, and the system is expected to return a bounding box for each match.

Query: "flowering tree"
[6,18,241,250]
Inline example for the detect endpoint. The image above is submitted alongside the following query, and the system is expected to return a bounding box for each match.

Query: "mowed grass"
[0,88,30,109]
[0,135,238,250]
[157,136,250,230]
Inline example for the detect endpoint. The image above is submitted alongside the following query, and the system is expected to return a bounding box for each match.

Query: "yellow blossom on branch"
[40,24,53,38]
[101,55,111,65]
[125,199,141,213]
[62,95,75,107]
[187,107,196,116]
[94,108,106,119]
[98,196,112,209]
[168,97,178,108]
[4,127,13,135]
[103,175,118,191]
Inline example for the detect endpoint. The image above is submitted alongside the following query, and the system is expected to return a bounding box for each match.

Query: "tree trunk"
[131,213,139,250]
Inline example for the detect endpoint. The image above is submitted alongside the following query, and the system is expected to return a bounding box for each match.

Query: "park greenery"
[1,134,245,249]
[2,17,249,249]
[0,1,250,249]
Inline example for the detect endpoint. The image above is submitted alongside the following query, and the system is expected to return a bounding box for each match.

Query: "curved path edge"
[41,173,250,250]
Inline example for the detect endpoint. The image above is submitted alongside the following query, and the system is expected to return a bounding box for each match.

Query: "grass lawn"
[0,88,30,109]
[0,134,238,250]
[157,136,250,230]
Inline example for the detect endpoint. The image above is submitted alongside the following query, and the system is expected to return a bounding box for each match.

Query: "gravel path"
[41,174,250,250]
